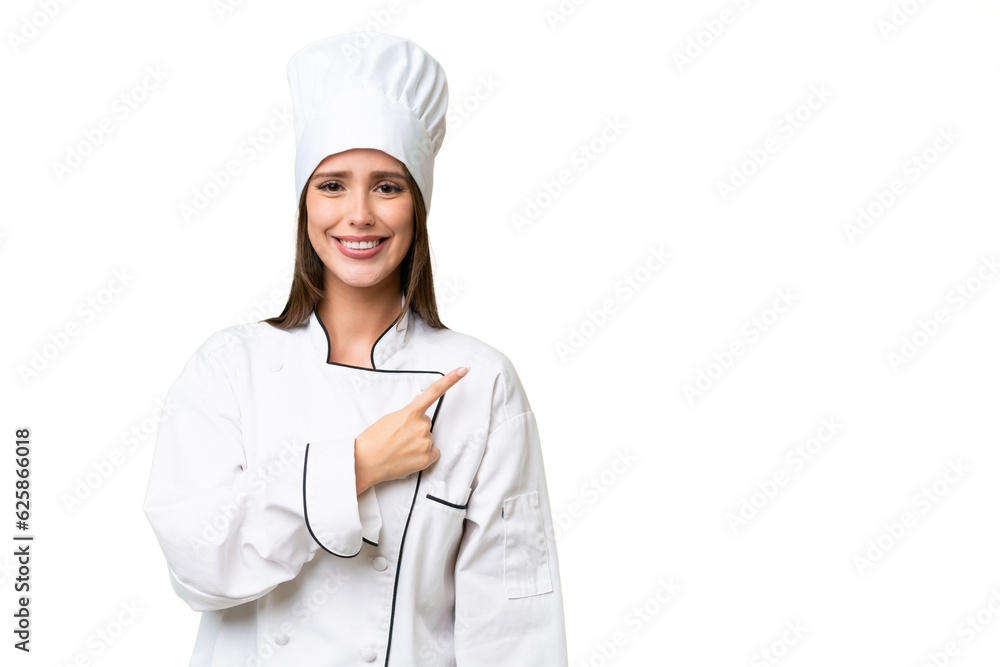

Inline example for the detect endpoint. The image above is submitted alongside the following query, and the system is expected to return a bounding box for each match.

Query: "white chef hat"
[286,32,449,216]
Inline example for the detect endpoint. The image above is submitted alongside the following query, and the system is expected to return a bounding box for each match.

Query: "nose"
[347,190,375,226]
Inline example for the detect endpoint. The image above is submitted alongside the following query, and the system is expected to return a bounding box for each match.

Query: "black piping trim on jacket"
[302,441,363,559]
[315,307,442,374]
[383,381,445,667]
[310,305,449,665]
[425,493,468,510]
[301,306,441,557]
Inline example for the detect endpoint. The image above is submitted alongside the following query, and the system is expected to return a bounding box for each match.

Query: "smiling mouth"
[335,238,385,250]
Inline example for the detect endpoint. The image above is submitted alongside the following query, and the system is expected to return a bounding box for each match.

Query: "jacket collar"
[307,294,413,370]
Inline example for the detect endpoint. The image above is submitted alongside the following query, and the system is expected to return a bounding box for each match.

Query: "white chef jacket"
[142,299,568,666]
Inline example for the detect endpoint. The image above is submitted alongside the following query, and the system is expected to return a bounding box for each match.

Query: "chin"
[332,271,387,288]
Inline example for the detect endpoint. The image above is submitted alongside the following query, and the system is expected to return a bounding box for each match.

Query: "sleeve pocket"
[501,490,554,599]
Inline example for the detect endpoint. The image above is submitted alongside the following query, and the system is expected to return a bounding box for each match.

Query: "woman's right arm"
[142,339,369,612]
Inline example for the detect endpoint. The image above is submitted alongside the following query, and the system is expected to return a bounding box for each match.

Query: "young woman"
[143,32,568,666]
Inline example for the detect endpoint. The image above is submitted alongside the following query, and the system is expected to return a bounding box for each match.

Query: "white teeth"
[339,238,382,250]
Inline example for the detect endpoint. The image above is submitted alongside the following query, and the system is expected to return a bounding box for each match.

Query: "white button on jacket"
[143,299,569,666]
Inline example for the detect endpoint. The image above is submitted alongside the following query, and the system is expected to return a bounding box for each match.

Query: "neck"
[317,281,404,368]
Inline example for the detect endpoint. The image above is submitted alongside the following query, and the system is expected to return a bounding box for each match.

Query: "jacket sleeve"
[452,407,569,665]
[142,339,373,612]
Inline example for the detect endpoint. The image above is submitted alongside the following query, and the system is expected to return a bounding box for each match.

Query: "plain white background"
[3,0,1000,664]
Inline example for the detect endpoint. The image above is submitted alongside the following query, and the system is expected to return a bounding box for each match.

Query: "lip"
[335,235,386,242]
[333,235,388,259]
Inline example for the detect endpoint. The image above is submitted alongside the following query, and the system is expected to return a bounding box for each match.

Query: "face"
[305,148,414,294]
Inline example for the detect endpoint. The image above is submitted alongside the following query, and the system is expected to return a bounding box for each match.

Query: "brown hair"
[261,166,447,332]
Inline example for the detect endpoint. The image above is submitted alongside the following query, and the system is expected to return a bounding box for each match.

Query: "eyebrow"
[310,170,407,182]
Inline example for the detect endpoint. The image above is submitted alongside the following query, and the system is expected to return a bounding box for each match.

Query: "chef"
[142,31,569,666]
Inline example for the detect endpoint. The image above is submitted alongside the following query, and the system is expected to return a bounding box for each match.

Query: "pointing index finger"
[409,366,469,413]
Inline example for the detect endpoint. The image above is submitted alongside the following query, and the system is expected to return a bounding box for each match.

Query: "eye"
[376,182,403,194]
[316,181,342,193]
